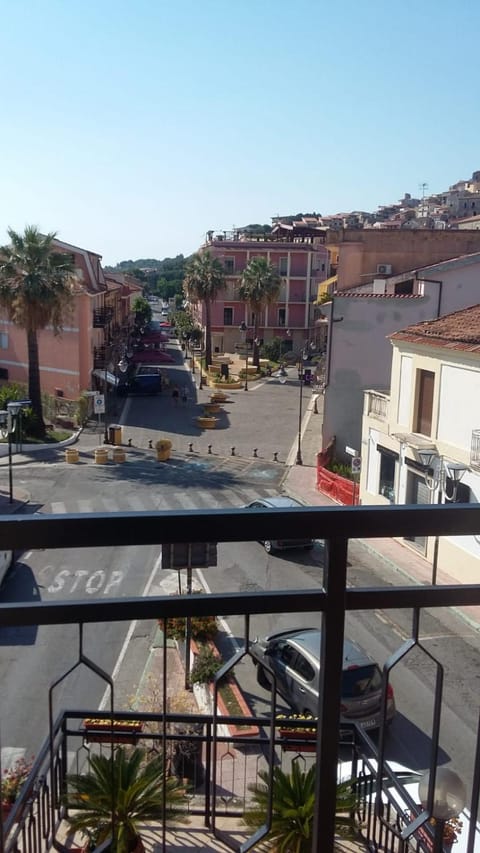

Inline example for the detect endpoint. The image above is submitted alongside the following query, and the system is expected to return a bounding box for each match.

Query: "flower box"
[82,718,144,745]
[278,716,318,752]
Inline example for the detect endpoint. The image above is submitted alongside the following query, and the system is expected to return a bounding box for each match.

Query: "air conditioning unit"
[376,263,392,275]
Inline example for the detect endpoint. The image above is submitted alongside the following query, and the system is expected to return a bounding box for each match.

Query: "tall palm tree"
[244,764,358,852]
[0,226,74,436]
[238,257,281,368]
[183,250,226,367]
[65,747,186,853]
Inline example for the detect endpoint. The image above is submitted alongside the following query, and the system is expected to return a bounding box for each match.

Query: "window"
[224,258,235,274]
[224,307,233,325]
[292,653,315,682]
[415,370,435,436]
[278,308,286,326]
[279,257,288,276]
[0,333,8,349]
[378,450,396,502]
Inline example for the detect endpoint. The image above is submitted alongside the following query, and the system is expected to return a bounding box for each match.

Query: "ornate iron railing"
[0,504,479,853]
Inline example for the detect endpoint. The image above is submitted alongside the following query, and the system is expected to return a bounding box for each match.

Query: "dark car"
[244,496,314,553]
[250,627,396,730]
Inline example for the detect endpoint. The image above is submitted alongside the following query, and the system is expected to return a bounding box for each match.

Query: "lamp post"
[239,322,249,391]
[419,767,466,853]
[295,343,315,466]
[416,450,467,585]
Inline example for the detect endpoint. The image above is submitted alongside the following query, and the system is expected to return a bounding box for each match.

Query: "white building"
[360,305,480,581]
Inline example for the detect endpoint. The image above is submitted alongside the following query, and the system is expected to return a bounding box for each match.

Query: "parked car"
[250,627,396,729]
[0,549,13,586]
[243,496,314,553]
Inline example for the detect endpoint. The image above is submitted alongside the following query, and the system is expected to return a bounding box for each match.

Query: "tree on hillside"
[0,226,74,435]
[132,295,152,329]
[238,257,281,368]
[183,251,226,367]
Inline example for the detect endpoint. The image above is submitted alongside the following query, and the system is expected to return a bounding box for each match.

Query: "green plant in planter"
[189,645,222,684]
[244,764,358,851]
[166,613,218,641]
[64,747,186,853]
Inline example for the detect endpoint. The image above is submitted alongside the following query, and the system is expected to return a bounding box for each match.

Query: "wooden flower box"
[82,718,144,745]
[279,726,318,752]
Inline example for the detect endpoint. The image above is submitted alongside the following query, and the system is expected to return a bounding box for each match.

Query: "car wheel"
[264,541,274,554]
[257,666,270,689]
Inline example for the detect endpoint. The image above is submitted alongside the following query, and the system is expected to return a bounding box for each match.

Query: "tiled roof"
[390,303,480,352]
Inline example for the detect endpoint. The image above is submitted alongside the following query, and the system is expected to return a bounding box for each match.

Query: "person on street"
[181,386,188,405]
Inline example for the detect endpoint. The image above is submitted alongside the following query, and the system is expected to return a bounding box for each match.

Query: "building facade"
[192,230,329,354]
[360,304,480,580]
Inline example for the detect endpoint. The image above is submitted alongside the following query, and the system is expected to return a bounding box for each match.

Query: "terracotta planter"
[279,728,317,752]
[203,403,221,414]
[196,416,217,429]
[112,447,126,463]
[209,380,243,390]
[82,719,144,744]
[65,447,80,464]
[156,448,171,461]
[94,448,109,465]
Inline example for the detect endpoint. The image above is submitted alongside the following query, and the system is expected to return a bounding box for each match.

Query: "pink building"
[193,226,329,354]
[0,239,141,402]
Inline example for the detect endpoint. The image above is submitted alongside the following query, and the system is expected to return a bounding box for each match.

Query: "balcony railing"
[1,504,480,853]
[92,308,114,328]
[471,429,480,469]
[365,389,390,421]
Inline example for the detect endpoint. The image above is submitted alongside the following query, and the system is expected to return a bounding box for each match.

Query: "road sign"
[93,394,105,414]
[162,542,218,569]
[345,446,358,457]
[351,457,362,474]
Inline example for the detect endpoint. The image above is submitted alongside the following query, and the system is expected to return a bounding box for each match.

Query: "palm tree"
[0,226,75,436]
[183,251,226,367]
[65,747,186,852]
[238,257,281,368]
[244,764,358,852]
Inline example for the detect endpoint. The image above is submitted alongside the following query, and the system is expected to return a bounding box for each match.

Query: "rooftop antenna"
[419,182,428,203]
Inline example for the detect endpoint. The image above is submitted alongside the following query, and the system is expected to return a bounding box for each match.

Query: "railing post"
[313,536,348,852]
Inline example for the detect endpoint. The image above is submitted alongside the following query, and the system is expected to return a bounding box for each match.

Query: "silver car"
[250,627,396,730]
[244,496,314,553]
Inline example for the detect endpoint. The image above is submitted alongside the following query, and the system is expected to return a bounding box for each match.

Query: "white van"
[0,550,13,586]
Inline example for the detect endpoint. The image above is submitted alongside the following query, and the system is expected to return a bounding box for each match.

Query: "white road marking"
[51,502,66,514]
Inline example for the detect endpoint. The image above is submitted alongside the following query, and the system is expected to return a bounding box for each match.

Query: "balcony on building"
[1,504,479,853]
[364,389,390,421]
[93,307,114,328]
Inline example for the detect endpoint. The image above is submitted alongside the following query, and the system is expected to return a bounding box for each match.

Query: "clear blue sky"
[1,0,479,266]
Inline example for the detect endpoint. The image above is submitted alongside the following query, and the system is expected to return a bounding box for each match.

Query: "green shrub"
[190,645,222,684]
[327,460,354,480]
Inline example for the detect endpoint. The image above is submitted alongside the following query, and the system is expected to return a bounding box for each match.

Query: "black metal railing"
[93,308,114,328]
[0,503,479,853]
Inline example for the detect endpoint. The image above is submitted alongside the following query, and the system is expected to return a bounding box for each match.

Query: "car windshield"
[341,665,382,698]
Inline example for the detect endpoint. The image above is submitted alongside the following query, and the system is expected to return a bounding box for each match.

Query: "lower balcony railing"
[0,503,479,853]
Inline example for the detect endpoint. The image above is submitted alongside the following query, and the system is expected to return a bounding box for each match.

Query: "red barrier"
[316,465,356,505]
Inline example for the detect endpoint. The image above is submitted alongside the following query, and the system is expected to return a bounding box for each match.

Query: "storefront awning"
[92,369,119,387]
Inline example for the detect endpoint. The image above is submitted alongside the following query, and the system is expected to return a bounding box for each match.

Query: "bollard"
[231,447,236,456]
[313,397,319,415]
[128,438,133,447]
[253,448,258,458]
[189,443,194,453]
[148,440,153,449]
[207,445,212,454]
[273,452,279,462]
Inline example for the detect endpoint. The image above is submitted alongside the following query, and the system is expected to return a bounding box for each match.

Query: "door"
[404,470,430,549]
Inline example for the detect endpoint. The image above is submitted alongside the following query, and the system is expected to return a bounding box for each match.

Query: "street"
[0,344,478,798]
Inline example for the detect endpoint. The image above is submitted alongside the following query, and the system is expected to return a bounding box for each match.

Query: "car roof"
[252,496,303,508]
[266,627,374,667]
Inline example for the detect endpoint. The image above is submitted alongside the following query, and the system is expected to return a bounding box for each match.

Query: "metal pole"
[244,334,248,391]
[104,356,109,444]
[8,430,13,504]
[185,547,193,691]
[431,483,442,585]
[296,367,303,465]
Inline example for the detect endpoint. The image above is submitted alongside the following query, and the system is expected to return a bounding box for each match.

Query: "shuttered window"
[415,370,434,436]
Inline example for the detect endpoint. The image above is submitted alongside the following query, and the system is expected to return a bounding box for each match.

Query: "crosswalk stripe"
[233,487,258,504]
[175,493,198,510]
[195,490,222,508]
[218,489,243,508]
[102,498,118,513]
[51,501,66,514]
[78,499,94,513]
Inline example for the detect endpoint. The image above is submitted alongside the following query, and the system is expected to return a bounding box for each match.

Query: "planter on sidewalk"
[82,717,144,744]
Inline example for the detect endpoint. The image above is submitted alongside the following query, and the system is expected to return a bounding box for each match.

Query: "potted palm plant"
[64,747,186,852]
[244,763,359,851]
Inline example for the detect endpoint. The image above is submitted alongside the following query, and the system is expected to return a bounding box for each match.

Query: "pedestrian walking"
[181,385,188,405]
[172,386,179,406]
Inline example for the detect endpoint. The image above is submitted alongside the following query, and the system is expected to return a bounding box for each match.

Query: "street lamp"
[415,449,468,585]
[239,322,249,391]
[295,343,315,466]
[419,767,466,853]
